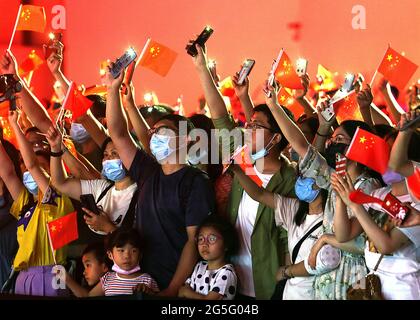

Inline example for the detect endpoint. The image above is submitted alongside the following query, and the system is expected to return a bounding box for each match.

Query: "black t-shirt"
[129,149,215,290]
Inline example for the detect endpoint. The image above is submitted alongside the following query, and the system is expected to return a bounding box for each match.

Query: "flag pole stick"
[137,38,151,66]
[46,223,58,265]
[8,5,23,51]
[26,70,34,87]
[369,69,378,87]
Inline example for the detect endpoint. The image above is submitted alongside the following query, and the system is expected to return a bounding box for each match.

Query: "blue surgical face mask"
[250,135,277,162]
[101,159,126,181]
[382,169,404,185]
[23,171,39,195]
[70,123,90,144]
[295,177,320,203]
[150,133,177,162]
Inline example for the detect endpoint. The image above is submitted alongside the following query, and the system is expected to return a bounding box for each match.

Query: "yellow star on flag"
[387,54,393,62]
[359,136,367,144]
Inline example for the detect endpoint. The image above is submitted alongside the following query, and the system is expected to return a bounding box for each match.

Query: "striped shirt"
[100,271,159,296]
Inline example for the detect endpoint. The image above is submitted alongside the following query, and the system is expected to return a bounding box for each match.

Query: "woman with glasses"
[178,215,238,300]
[264,83,381,300]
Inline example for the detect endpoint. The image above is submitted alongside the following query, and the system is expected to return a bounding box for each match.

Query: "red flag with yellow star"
[274,50,303,90]
[16,5,46,33]
[64,82,94,120]
[333,91,363,123]
[138,39,177,77]
[47,211,78,251]
[311,64,339,92]
[18,50,44,76]
[345,127,390,174]
[377,46,418,89]
[277,87,304,120]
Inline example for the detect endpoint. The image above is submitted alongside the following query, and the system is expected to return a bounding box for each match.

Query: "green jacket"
[213,114,296,299]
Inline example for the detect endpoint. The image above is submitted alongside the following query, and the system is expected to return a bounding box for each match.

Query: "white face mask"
[111,263,141,275]
[70,123,90,144]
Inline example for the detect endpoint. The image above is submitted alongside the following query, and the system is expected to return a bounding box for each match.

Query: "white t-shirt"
[233,166,273,297]
[186,261,237,300]
[80,179,138,235]
[274,195,323,300]
[363,187,420,300]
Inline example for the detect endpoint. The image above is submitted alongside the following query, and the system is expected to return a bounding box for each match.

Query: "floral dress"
[299,146,380,300]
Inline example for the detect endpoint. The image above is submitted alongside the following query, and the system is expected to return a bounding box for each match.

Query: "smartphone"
[110,47,137,79]
[335,153,347,178]
[341,73,356,92]
[80,194,101,215]
[398,112,420,131]
[320,100,335,122]
[186,26,214,57]
[382,193,409,220]
[264,50,283,97]
[295,58,308,77]
[43,32,63,59]
[121,59,136,95]
[237,59,255,85]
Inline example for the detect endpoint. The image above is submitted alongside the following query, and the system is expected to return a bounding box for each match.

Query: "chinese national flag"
[139,39,177,77]
[219,77,236,98]
[407,167,420,202]
[232,145,263,187]
[64,82,94,120]
[333,91,364,123]
[19,50,44,76]
[377,46,418,89]
[16,5,46,33]
[277,87,304,120]
[345,127,390,174]
[47,211,79,251]
[274,50,303,90]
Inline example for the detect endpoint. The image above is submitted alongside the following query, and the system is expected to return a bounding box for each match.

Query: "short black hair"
[139,104,174,126]
[197,215,239,259]
[86,94,107,120]
[156,114,195,134]
[105,228,144,252]
[82,242,112,269]
[253,103,294,152]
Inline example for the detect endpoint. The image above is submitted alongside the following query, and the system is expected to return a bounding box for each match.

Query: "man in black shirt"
[105,69,214,297]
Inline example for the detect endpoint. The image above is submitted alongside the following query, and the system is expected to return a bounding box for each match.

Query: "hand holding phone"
[110,47,137,79]
[398,108,420,131]
[382,193,409,220]
[121,59,136,95]
[237,59,255,85]
[43,32,63,59]
[186,26,214,57]
[80,194,101,215]
[295,58,308,77]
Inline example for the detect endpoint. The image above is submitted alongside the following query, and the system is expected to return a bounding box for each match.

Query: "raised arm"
[232,74,254,123]
[379,80,404,124]
[122,83,151,154]
[0,140,24,200]
[0,50,52,133]
[192,45,228,119]
[76,110,109,148]
[312,97,335,153]
[46,40,70,93]
[231,164,275,208]
[389,110,420,176]
[45,126,82,200]
[8,111,49,194]
[104,66,137,170]
[295,74,317,117]
[265,83,310,157]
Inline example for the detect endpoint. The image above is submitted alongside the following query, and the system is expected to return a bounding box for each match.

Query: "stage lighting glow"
[49,32,55,40]
[144,92,153,103]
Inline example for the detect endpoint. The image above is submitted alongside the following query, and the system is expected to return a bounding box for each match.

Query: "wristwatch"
[50,149,64,157]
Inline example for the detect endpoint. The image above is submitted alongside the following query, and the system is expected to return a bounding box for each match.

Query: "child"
[67,229,159,297]
[178,215,238,300]
[66,242,111,295]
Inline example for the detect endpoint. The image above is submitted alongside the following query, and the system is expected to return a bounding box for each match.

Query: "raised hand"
[0,50,18,75]
[294,73,310,99]
[356,84,373,110]
[315,95,335,129]
[46,40,64,75]
[7,110,20,127]
[330,173,355,207]
[45,125,63,153]
[103,63,125,90]
[232,72,249,99]
[397,108,420,131]
[264,80,280,107]
[191,43,209,71]
[82,207,116,234]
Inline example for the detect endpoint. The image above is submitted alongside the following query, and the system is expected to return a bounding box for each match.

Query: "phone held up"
[186,26,214,57]
[110,47,137,79]
[43,32,63,59]
[237,59,255,85]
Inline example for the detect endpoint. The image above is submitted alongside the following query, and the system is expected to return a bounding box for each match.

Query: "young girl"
[66,229,159,297]
[66,242,111,294]
[178,215,238,300]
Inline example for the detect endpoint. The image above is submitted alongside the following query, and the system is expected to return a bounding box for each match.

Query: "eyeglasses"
[327,134,351,145]
[147,126,179,136]
[196,234,219,245]
[244,122,273,131]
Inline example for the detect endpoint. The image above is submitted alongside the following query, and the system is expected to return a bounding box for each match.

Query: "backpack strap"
[95,181,115,204]
[291,220,323,264]
[119,188,139,230]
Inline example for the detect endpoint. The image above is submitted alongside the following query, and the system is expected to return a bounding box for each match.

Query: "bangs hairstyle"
[105,228,144,252]
[197,215,239,259]
[156,114,195,134]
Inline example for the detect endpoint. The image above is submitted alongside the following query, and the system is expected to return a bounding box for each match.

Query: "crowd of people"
[0,38,419,300]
